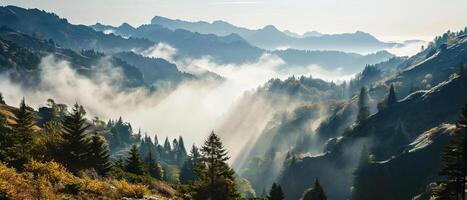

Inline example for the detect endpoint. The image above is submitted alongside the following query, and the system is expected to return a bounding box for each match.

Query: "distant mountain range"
[149,16,401,53]
[91,19,394,73]
[0,5,394,76]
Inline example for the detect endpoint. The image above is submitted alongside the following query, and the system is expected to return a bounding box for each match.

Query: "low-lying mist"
[1,42,355,160]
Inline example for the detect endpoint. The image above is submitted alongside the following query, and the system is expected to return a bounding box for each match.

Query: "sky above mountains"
[1,0,466,41]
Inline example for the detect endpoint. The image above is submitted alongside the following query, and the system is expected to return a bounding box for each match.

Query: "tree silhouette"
[356,87,370,124]
[0,92,5,104]
[180,145,201,184]
[352,146,372,200]
[267,182,285,200]
[300,179,327,200]
[386,84,397,106]
[435,102,466,200]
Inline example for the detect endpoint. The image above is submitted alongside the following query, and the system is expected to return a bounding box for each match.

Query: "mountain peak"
[151,16,172,24]
[262,25,279,31]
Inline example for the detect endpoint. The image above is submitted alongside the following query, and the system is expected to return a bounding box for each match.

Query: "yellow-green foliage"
[0,161,150,199]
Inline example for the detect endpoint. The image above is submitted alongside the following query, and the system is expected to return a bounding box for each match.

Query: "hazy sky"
[1,0,466,41]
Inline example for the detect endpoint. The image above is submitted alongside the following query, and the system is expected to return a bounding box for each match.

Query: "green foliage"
[144,151,164,180]
[10,98,37,168]
[356,87,370,124]
[193,131,240,200]
[87,134,112,176]
[125,144,146,175]
[300,179,327,200]
[180,145,201,184]
[434,103,467,200]
[236,177,256,198]
[163,164,180,184]
[0,115,16,166]
[59,103,90,173]
[356,107,370,124]
[267,183,284,200]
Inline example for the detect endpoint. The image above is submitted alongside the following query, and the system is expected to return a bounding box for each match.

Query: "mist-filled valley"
[0,3,466,200]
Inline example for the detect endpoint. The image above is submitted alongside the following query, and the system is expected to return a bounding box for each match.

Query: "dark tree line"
[435,103,467,200]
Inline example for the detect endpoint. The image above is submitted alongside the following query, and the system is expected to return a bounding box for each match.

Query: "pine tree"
[356,87,370,124]
[177,136,188,167]
[180,145,201,184]
[435,103,467,200]
[60,103,90,172]
[0,92,5,104]
[11,98,36,168]
[352,146,372,200]
[88,134,111,176]
[267,183,284,200]
[125,144,145,175]
[114,156,124,169]
[300,179,327,200]
[193,131,240,200]
[144,151,163,179]
[386,84,397,106]
[163,137,172,160]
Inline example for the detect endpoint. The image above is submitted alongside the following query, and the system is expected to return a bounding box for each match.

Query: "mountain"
[92,22,394,73]
[150,16,400,53]
[112,51,195,86]
[283,30,323,38]
[276,31,467,200]
[0,27,145,88]
[227,29,467,200]
[0,26,194,90]
[0,6,152,52]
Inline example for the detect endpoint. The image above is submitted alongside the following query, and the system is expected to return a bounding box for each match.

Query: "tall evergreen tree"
[300,179,327,200]
[193,131,239,200]
[125,144,145,175]
[162,137,172,161]
[386,84,397,106]
[352,146,372,200]
[176,136,188,167]
[267,183,284,200]
[356,87,370,124]
[435,103,467,200]
[0,92,5,104]
[87,134,111,176]
[180,145,201,184]
[60,103,90,172]
[11,98,36,168]
[144,151,163,180]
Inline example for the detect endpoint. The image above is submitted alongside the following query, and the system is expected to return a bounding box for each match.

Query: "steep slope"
[0,28,145,88]
[0,6,152,52]
[112,51,194,86]
[278,71,467,200]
